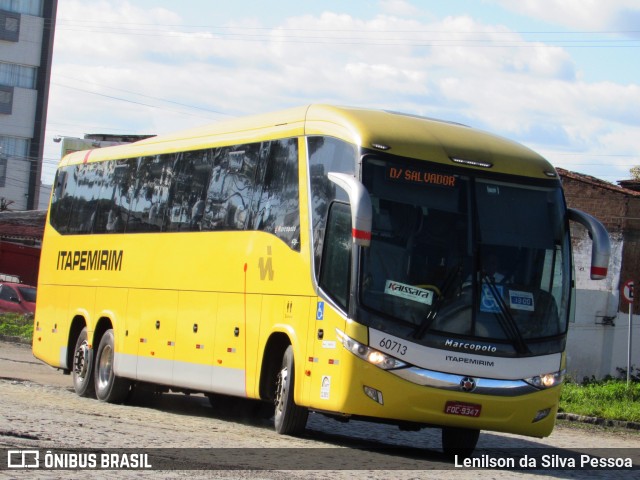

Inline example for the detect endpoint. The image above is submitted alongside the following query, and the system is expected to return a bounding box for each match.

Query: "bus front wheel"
[441,427,480,458]
[72,327,95,398]
[94,329,130,403]
[274,345,308,435]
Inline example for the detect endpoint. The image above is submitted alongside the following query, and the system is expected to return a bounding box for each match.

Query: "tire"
[94,329,130,403]
[274,345,308,435]
[441,427,480,458]
[72,327,95,398]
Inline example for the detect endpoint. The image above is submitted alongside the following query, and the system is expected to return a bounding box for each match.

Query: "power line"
[52,83,222,121]
[53,19,640,36]
[51,20,640,48]
[53,75,232,117]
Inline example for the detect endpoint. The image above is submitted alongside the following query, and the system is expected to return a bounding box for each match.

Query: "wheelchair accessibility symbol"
[316,301,325,320]
[480,284,504,313]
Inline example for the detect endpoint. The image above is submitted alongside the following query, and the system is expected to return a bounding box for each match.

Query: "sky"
[42,0,640,185]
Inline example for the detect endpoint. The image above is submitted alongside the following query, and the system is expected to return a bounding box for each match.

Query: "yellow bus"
[33,105,610,455]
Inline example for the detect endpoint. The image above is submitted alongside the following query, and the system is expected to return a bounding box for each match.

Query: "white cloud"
[378,0,421,18]
[55,1,182,60]
[43,1,640,185]
[490,0,640,31]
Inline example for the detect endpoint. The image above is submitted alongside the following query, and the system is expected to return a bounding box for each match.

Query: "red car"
[0,282,36,314]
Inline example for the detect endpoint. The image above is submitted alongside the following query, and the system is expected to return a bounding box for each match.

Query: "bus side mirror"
[568,208,610,280]
[327,172,372,247]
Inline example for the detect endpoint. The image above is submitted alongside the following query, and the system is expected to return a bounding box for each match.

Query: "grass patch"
[0,313,33,340]
[559,380,640,422]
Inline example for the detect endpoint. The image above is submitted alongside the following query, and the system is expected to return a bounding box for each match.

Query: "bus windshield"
[359,156,571,355]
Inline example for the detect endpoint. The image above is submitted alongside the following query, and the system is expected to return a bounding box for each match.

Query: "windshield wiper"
[412,264,462,339]
[412,304,439,340]
[483,275,529,354]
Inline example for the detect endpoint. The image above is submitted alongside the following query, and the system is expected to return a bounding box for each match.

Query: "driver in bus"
[485,253,508,284]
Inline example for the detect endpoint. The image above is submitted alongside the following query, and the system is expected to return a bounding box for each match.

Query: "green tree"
[631,166,640,180]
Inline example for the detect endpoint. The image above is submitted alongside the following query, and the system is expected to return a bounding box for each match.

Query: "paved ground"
[1,340,640,479]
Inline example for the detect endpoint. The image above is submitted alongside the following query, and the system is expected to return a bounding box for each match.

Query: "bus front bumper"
[332,354,561,438]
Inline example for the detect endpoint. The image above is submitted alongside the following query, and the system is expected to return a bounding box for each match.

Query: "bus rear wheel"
[274,345,308,435]
[441,427,480,458]
[72,327,95,398]
[94,329,130,403]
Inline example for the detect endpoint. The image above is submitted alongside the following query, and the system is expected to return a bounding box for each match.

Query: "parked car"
[0,282,36,315]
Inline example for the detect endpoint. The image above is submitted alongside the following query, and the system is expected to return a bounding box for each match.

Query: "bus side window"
[93,162,119,233]
[202,144,259,232]
[319,202,352,311]
[50,166,77,234]
[308,136,357,276]
[69,162,110,234]
[128,155,174,232]
[49,168,68,232]
[167,150,214,232]
[252,139,300,250]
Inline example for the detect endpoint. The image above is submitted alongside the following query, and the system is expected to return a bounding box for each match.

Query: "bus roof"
[60,104,556,180]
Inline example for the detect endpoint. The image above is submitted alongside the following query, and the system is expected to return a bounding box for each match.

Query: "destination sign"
[386,166,456,187]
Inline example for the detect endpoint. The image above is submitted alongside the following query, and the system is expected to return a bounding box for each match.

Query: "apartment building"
[0,0,56,211]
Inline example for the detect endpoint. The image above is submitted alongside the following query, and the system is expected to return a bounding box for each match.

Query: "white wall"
[0,14,44,66]
[0,155,31,210]
[567,311,640,381]
[38,183,51,210]
[0,87,37,137]
[564,229,639,380]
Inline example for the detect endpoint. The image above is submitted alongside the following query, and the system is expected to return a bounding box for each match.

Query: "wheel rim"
[73,341,90,379]
[275,366,288,414]
[97,344,113,391]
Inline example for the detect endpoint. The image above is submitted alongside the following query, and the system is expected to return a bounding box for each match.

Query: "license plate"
[444,401,482,417]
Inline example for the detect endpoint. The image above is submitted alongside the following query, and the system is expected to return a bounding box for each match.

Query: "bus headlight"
[525,370,565,389]
[336,330,406,370]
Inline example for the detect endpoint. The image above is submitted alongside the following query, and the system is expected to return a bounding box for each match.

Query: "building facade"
[558,168,640,381]
[0,210,44,284]
[0,0,56,211]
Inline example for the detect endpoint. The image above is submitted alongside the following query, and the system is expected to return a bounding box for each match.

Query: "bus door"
[173,291,219,391]
[212,293,258,397]
[128,289,178,384]
[307,200,353,410]
[306,298,346,410]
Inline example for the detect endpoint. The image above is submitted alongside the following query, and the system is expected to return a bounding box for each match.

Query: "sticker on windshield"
[384,280,434,306]
[480,284,504,313]
[509,290,535,311]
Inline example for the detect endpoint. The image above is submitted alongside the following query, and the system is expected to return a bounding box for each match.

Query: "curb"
[556,413,640,430]
[0,334,31,345]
